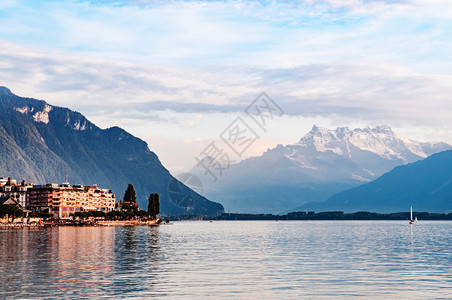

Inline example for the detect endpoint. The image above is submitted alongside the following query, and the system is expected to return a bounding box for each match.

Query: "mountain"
[300,150,452,213]
[194,125,450,214]
[0,86,224,216]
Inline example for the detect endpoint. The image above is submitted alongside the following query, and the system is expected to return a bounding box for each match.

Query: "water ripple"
[1,221,451,298]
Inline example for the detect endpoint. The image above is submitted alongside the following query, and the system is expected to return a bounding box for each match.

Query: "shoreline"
[0,219,161,228]
[2,219,452,228]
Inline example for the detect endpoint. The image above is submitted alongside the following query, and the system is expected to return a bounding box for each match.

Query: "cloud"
[1,0,452,172]
[1,0,451,71]
[1,39,451,129]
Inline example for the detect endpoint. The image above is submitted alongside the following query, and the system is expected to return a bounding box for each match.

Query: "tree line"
[213,211,452,221]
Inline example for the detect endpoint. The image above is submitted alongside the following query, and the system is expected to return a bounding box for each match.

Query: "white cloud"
[1,0,451,70]
[1,39,451,127]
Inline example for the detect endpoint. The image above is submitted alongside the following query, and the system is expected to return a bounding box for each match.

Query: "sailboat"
[409,206,416,225]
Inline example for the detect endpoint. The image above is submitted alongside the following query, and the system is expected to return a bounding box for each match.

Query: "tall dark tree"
[155,193,160,216]
[148,193,160,219]
[123,183,137,203]
[148,194,155,217]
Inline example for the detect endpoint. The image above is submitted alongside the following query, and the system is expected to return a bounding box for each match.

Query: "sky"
[0,0,451,174]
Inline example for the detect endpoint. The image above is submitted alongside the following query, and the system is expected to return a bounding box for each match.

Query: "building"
[26,184,57,213]
[28,183,116,218]
[0,196,23,209]
[115,200,138,210]
[0,177,32,208]
[1,176,116,218]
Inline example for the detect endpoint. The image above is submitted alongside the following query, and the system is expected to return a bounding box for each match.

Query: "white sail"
[409,206,415,224]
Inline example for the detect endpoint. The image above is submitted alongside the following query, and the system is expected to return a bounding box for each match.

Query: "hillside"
[300,150,452,213]
[0,86,224,216]
[194,125,450,213]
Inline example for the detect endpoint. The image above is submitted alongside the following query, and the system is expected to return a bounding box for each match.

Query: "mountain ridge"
[0,86,224,216]
[194,124,451,214]
[299,150,452,213]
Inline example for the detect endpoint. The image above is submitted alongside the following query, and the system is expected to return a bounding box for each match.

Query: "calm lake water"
[1,221,451,299]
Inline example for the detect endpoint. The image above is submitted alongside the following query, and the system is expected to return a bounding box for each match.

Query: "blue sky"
[1,0,451,172]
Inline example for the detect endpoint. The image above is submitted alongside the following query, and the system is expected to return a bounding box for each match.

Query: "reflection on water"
[0,221,451,298]
[111,226,162,297]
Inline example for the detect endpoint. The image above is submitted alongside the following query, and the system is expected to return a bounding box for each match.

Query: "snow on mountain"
[275,125,452,183]
[296,125,445,163]
[195,125,451,214]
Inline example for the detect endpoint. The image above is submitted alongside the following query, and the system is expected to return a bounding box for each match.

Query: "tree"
[148,194,155,217]
[148,193,160,219]
[155,193,160,216]
[0,204,23,222]
[123,183,137,203]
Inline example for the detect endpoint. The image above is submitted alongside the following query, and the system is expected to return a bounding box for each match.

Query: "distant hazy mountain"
[300,150,452,213]
[0,86,224,216]
[196,125,450,213]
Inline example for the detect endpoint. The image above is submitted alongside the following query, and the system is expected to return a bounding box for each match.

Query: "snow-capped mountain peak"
[295,125,446,162]
[192,124,451,214]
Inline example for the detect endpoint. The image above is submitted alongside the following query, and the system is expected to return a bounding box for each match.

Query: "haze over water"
[1,221,451,298]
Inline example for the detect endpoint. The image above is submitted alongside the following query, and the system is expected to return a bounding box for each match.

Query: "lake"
[1,221,451,298]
